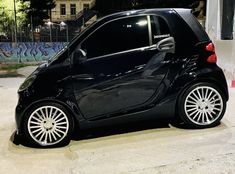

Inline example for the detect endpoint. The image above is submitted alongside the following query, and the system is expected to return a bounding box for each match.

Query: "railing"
[0,8,97,42]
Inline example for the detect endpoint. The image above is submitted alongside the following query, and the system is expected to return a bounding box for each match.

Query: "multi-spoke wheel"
[178,83,226,128]
[23,103,74,147]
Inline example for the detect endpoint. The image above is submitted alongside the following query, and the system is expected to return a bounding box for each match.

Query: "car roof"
[100,8,174,20]
[98,8,210,42]
[99,8,191,20]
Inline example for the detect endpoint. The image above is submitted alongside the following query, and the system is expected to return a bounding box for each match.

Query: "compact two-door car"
[15,8,228,147]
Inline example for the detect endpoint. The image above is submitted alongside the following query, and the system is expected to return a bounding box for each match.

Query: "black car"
[15,8,228,147]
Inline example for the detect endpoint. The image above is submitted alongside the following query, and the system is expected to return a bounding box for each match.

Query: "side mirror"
[73,49,87,63]
[156,37,175,53]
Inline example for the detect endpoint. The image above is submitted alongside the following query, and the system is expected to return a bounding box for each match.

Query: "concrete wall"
[215,40,235,83]
[0,42,65,63]
[206,0,235,84]
[51,0,95,22]
[206,0,223,40]
[51,0,82,22]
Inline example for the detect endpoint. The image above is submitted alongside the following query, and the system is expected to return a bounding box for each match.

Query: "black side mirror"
[156,37,175,53]
[73,49,87,63]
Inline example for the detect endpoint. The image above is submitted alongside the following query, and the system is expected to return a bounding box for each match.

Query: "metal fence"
[0,8,98,43]
[0,24,79,43]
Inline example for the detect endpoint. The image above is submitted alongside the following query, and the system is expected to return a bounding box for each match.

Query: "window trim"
[83,3,90,10]
[79,14,150,59]
[60,4,66,16]
[149,15,173,45]
[147,15,153,46]
[70,4,76,16]
[86,45,155,61]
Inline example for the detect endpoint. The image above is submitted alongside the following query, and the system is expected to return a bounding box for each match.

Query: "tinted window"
[166,13,198,56]
[81,16,149,58]
[151,16,171,44]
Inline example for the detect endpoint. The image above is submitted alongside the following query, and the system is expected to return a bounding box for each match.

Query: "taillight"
[207,54,217,63]
[206,43,217,63]
[206,43,215,52]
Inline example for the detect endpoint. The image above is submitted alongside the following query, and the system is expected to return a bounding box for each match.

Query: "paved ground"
[0,77,235,174]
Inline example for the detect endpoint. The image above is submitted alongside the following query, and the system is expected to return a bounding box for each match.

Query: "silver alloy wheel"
[27,106,69,146]
[184,86,223,126]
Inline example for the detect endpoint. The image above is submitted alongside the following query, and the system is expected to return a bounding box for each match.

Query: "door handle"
[73,74,94,80]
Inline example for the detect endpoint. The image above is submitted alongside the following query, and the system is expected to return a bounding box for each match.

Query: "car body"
[15,8,228,147]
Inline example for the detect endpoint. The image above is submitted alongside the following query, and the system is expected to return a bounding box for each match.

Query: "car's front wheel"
[23,102,74,147]
[178,83,226,128]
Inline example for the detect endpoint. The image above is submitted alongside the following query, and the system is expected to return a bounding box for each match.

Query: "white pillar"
[206,0,222,40]
[205,0,210,33]
[216,0,221,39]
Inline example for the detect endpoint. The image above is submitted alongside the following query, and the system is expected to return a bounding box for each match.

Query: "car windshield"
[48,44,68,63]
[48,21,97,63]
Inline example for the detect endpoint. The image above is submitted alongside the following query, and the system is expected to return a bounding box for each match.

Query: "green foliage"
[0,7,14,36]
[0,0,27,35]
[19,0,56,27]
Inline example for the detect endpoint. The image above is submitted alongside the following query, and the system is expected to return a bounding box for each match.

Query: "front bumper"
[10,130,21,145]
[15,90,34,135]
[15,100,26,135]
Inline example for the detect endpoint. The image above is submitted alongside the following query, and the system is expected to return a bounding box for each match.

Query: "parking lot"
[0,77,235,174]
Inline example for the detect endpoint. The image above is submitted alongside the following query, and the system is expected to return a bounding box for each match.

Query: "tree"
[0,6,14,38]
[19,0,55,27]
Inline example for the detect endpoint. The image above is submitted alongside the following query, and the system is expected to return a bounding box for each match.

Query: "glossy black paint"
[15,8,228,134]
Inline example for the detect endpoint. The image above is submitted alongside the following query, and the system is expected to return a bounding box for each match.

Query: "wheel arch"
[177,78,228,102]
[175,78,228,118]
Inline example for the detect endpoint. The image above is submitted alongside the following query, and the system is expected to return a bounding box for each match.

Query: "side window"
[151,16,171,44]
[81,16,149,58]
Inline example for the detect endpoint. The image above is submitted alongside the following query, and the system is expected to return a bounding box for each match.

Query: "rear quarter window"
[175,9,210,42]
[150,15,171,44]
[166,12,199,56]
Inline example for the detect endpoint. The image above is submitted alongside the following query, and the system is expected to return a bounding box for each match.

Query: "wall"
[205,0,223,40]
[0,42,66,63]
[51,0,82,22]
[215,40,235,85]
[51,0,95,22]
[206,0,235,84]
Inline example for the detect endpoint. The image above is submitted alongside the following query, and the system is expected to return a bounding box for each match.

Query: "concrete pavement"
[0,77,235,174]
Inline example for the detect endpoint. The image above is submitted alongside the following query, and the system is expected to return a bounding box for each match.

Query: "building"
[206,0,234,40]
[51,0,95,22]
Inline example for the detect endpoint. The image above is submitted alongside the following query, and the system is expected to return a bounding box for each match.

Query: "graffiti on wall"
[0,42,66,62]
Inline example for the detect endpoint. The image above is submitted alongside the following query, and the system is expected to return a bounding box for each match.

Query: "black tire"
[178,82,226,128]
[22,102,74,148]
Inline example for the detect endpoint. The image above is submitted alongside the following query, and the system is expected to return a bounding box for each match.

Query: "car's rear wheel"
[178,83,226,128]
[23,102,74,147]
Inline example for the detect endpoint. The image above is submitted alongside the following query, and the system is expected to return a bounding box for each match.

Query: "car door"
[73,15,174,120]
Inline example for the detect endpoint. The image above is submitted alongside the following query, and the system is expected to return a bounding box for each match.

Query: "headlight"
[18,75,37,92]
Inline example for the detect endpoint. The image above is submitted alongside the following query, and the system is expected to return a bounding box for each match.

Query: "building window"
[83,3,89,10]
[70,4,76,15]
[60,4,66,15]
